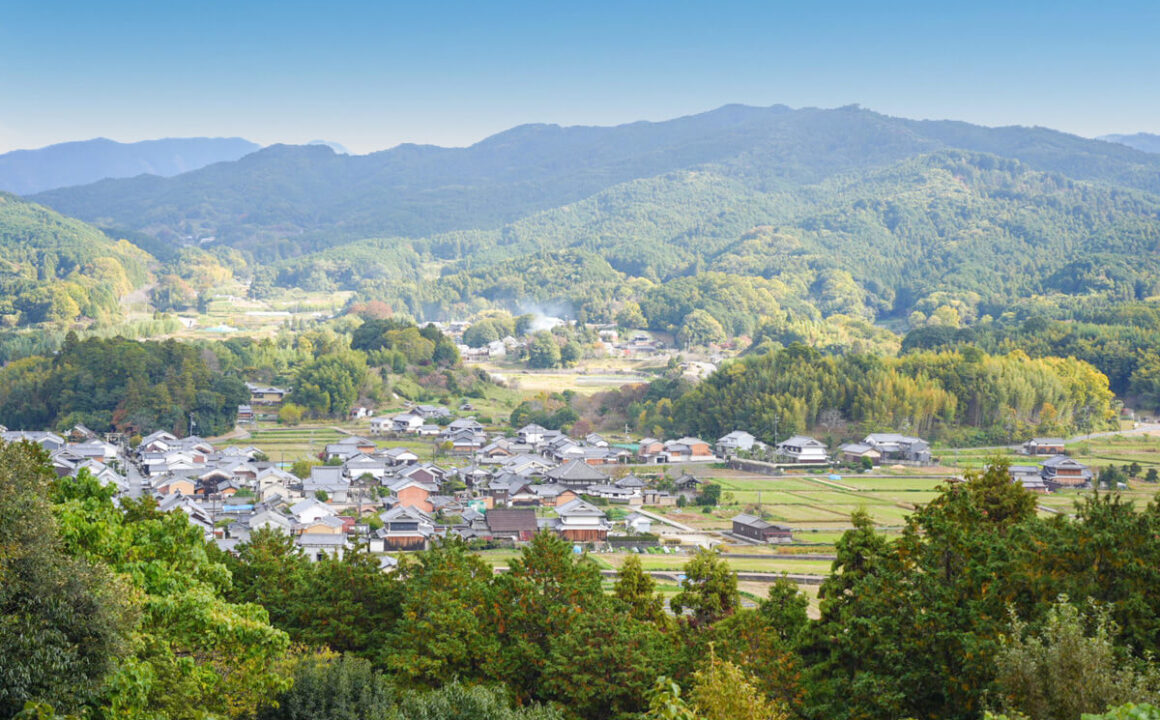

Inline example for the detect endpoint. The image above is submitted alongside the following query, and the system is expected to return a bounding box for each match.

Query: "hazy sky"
[1,0,1157,154]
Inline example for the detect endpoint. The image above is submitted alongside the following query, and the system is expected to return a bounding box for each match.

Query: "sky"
[0,0,1158,154]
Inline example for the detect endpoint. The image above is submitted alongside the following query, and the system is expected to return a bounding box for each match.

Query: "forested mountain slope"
[275,150,1160,334]
[0,193,152,327]
[32,104,1160,259]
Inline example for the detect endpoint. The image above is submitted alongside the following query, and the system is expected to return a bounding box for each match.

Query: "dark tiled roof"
[486,509,539,534]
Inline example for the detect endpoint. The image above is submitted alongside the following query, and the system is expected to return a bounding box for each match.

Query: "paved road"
[123,455,146,499]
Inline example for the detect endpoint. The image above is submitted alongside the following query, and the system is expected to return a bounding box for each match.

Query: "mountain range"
[30,105,1160,259]
[0,137,260,195]
[5,104,1160,345]
[1100,133,1160,155]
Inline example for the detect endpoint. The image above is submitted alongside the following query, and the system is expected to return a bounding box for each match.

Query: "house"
[1040,455,1092,490]
[73,459,128,492]
[370,416,394,435]
[246,383,288,404]
[350,405,373,420]
[637,438,664,460]
[417,425,441,436]
[717,430,761,455]
[1023,437,1067,456]
[447,418,484,434]
[863,434,931,464]
[639,437,714,463]
[337,436,377,454]
[297,515,346,535]
[485,473,529,507]
[386,476,438,513]
[450,465,490,488]
[624,512,653,535]
[237,404,255,423]
[442,428,486,453]
[374,505,435,551]
[839,443,883,465]
[157,494,215,539]
[665,437,713,461]
[290,498,336,524]
[1007,465,1050,493]
[732,514,794,543]
[413,404,453,420]
[68,424,98,442]
[478,439,518,461]
[249,510,294,535]
[399,462,447,486]
[486,508,539,542]
[775,436,829,464]
[296,534,351,562]
[502,454,555,476]
[392,413,425,434]
[304,466,350,503]
[2,430,67,452]
[68,439,119,461]
[584,484,639,504]
[532,483,578,508]
[345,453,388,481]
[544,459,609,489]
[381,447,420,466]
[551,498,610,542]
[517,424,548,446]
[153,473,197,497]
[614,474,647,492]
[138,430,179,453]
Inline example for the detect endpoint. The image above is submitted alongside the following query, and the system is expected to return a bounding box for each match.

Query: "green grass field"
[598,552,834,576]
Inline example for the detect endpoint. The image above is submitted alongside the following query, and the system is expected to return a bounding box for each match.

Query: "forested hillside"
[0,193,152,327]
[266,150,1160,345]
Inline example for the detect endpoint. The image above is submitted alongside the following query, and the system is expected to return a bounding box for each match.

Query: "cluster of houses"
[7,421,707,564]
[838,433,932,465]
[1006,455,1093,492]
[715,430,932,466]
[2,412,1103,573]
[458,336,526,362]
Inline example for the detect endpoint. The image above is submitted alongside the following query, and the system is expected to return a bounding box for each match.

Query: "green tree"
[993,598,1160,720]
[527,332,562,369]
[278,402,305,425]
[689,650,788,720]
[560,341,583,367]
[696,483,722,507]
[670,549,739,628]
[0,446,132,717]
[614,554,668,624]
[677,310,727,349]
[385,537,497,684]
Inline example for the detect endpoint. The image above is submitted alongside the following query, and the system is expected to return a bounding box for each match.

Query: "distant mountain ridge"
[31,104,1160,259]
[1100,133,1160,155]
[0,137,260,195]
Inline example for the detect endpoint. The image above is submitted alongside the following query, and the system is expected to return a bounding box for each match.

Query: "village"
[5,371,1126,605]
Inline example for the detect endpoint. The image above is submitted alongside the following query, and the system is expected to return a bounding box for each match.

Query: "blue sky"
[1,0,1157,153]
